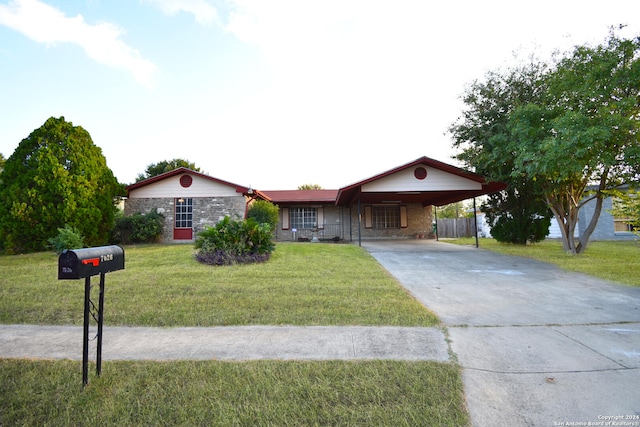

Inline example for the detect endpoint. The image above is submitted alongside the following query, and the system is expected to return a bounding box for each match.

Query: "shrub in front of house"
[111,209,164,244]
[195,216,274,266]
[247,200,279,231]
[47,225,85,254]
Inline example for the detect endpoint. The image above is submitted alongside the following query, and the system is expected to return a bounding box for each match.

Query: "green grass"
[0,243,468,426]
[0,359,468,426]
[447,238,640,286]
[0,243,438,326]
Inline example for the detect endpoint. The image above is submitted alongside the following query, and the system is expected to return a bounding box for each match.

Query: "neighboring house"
[547,186,637,241]
[125,168,251,242]
[124,157,506,243]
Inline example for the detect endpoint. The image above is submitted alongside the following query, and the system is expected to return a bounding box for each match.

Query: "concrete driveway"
[362,239,640,427]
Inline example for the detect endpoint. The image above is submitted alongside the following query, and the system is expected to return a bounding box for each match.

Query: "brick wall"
[346,203,433,240]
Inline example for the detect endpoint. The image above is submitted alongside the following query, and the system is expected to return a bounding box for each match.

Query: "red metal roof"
[258,189,339,203]
[125,157,506,207]
[126,167,251,194]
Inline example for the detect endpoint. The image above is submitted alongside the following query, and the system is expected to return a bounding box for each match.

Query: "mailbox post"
[58,245,124,386]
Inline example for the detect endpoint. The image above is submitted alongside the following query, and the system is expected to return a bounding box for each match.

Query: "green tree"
[136,158,200,182]
[450,59,552,244]
[436,202,466,219]
[507,29,640,253]
[0,117,119,253]
[247,200,279,230]
[0,153,5,186]
[297,184,323,190]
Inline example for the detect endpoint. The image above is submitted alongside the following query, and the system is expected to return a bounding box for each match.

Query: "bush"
[47,225,85,254]
[111,209,164,244]
[247,200,279,230]
[195,216,275,266]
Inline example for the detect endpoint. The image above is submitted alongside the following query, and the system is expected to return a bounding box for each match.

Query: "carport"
[334,156,506,245]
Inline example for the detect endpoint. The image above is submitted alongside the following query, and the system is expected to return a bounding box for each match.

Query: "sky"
[1,0,639,190]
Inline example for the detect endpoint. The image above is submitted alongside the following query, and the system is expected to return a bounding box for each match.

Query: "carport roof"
[335,156,506,207]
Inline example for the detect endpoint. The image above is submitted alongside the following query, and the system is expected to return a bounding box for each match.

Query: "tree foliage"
[47,224,85,255]
[111,209,165,244]
[451,29,640,252]
[436,202,469,219]
[0,117,119,253]
[450,59,552,244]
[297,184,323,190]
[136,159,200,182]
[247,200,279,230]
[507,29,640,253]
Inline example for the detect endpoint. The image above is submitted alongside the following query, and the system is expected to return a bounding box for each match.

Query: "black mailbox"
[58,245,125,280]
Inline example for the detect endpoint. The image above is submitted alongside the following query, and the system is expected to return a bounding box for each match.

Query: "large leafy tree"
[507,29,640,253]
[0,117,119,253]
[136,158,200,182]
[450,60,552,244]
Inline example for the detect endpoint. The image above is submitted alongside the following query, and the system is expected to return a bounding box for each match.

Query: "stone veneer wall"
[125,196,247,242]
[346,203,433,240]
[272,203,433,241]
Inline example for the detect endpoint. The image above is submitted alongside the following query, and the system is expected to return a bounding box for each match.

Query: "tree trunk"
[575,194,604,253]
[547,194,580,254]
[547,170,609,254]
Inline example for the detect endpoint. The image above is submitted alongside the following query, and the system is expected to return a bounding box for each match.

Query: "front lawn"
[447,238,640,287]
[0,242,438,326]
[0,243,469,426]
[0,359,468,426]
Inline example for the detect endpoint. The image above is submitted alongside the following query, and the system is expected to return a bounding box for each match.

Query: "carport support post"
[473,197,479,248]
[434,206,439,241]
[82,276,91,387]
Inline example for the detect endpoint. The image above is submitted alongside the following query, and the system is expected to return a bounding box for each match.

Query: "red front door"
[173,228,193,240]
[174,198,193,240]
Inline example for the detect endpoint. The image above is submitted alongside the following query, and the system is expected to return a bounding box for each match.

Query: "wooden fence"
[436,218,476,238]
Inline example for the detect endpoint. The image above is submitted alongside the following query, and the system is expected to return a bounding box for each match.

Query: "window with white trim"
[175,198,193,228]
[290,207,318,229]
[372,205,400,229]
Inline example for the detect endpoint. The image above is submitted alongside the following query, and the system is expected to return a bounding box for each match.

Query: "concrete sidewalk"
[363,239,640,427]
[0,324,449,362]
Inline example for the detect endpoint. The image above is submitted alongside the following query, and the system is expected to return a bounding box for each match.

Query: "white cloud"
[142,0,219,25]
[0,0,158,88]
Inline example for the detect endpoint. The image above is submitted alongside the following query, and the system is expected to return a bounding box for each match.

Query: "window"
[290,207,317,229]
[175,198,193,228]
[612,196,635,233]
[372,205,400,229]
